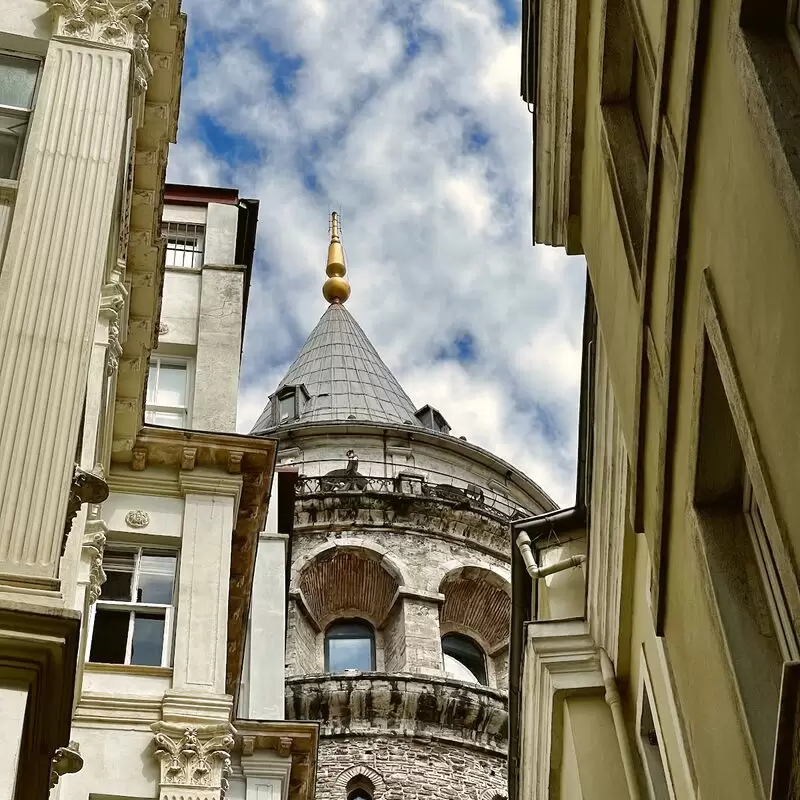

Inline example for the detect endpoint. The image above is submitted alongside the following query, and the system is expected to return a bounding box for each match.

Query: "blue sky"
[167,0,586,504]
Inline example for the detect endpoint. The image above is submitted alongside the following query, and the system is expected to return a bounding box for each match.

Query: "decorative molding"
[82,517,108,604]
[65,465,110,541]
[158,321,170,335]
[125,508,150,528]
[47,0,155,93]
[333,764,386,795]
[50,740,83,789]
[152,722,235,799]
[520,620,605,798]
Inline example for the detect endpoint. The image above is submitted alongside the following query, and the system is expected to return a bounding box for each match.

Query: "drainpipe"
[600,650,642,800]
[515,531,586,579]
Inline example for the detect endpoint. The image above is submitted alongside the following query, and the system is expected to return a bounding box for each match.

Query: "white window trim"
[635,648,677,800]
[0,49,43,182]
[163,221,205,269]
[146,355,194,428]
[87,545,177,668]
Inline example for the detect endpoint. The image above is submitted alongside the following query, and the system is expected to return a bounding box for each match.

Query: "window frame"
[145,355,193,428]
[0,49,43,182]
[162,221,205,269]
[324,619,376,673]
[635,650,676,800]
[86,545,178,668]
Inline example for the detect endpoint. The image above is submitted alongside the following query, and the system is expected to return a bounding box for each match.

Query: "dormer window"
[275,384,309,425]
[414,404,451,434]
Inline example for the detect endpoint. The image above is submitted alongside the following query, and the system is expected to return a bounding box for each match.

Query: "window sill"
[84,662,173,678]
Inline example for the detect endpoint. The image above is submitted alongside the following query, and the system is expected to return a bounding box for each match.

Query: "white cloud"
[169,0,586,506]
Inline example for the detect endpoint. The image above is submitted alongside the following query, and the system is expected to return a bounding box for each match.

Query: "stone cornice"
[285,672,508,754]
[234,719,319,800]
[533,0,585,251]
[113,426,278,696]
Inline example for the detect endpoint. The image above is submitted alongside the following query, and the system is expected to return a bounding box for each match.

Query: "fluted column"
[0,3,150,593]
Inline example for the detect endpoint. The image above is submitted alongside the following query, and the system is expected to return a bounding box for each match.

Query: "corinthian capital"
[47,0,154,93]
[152,722,236,799]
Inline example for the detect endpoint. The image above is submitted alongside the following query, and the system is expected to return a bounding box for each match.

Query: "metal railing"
[292,457,530,522]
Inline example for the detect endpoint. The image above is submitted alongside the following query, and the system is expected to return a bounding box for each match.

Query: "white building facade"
[0,4,316,799]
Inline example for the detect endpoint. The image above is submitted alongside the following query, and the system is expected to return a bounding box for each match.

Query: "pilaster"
[388,591,444,675]
[172,472,241,692]
[0,2,147,597]
[240,748,292,800]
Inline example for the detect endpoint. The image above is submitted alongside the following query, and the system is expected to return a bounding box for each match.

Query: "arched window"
[442,632,487,685]
[346,774,374,799]
[325,619,375,672]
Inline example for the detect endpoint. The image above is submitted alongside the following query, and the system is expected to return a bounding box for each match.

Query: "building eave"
[112,0,187,463]
[529,0,589,252]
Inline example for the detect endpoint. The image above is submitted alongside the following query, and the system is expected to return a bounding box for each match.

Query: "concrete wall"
[159,201,245,433]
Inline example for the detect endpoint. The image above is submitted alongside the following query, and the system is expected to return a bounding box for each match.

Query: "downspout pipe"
[515,530,586,579]
[600,650,642,800]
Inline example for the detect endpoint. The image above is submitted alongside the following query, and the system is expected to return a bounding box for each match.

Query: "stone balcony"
[285,672,508,754]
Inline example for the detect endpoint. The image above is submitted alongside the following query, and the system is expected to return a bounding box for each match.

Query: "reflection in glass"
[137,553,176,604]
[89,608,129,663]
[102,550,135,600]
[442,633,487,685]
[131,614,165,666]
[325,620,375,672]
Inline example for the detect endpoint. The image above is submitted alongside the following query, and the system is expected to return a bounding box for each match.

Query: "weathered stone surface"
[313,735,507,800]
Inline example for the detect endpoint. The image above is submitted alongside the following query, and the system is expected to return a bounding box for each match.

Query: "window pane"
[279,393,296,422]
[146,363,158,404]
[0,54,38,109]
[145,409,186,427]
[102,550,136,601]
[156,363,187,406]
[327,637,373,671]
[137,553,176,604]
[0,112,27,180]
[442,634,487,685]
[89,608,130,663]
[130,613,165,666]
[443,653,482,684]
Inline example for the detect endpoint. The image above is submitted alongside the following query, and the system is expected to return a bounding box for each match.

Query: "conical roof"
[251,303,419,432]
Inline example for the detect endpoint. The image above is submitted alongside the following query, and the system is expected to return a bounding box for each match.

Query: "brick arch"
[334,764,386,796]
[439,565,512,652]
[298,546,401,629]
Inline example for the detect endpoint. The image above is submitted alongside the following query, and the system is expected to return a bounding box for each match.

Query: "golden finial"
[323,211,351,304]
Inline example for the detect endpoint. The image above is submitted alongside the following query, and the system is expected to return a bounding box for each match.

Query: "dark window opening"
[442,632,487,685]
[325,619,375,672]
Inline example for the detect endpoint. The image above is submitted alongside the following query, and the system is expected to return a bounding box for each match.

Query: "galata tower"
[249,214,555,800]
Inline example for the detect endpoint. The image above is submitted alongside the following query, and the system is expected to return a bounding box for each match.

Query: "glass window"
[325,620,375,672]
[146,357,190,428]
[89,547,177,667]
[442,633,487,685]
[163,221,205,268]
[278,389,297,423]
[0,52,40,180]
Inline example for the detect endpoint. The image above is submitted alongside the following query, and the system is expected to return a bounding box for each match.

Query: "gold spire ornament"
[322,211,351,304]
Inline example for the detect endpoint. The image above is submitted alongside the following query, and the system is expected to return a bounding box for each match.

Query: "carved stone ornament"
[50,741,84,789]
[65,465,110,542]
[158,321,169,335]
[47,0,155,94]
[125,508,150,528]
[152,723,235,798]
[82,518,108,604]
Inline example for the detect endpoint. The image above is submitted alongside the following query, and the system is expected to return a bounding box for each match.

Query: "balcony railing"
[293,457,530,522]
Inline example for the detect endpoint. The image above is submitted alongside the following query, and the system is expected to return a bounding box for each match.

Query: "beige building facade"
[0,3,316,799]
[513,0,800,797]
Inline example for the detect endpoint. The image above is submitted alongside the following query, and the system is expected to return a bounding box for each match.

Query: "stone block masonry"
[314,736,507,800]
